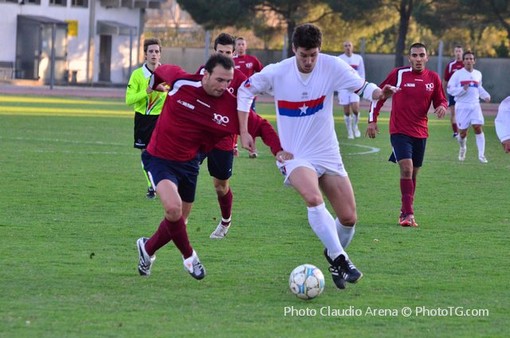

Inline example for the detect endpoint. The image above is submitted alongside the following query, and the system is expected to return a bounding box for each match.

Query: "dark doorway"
[99,35,112,82]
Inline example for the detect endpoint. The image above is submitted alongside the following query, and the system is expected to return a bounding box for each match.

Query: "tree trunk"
[394,0,413,67]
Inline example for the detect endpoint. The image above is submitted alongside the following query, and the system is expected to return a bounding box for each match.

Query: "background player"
[197,33,247,239]
[234,36,264,158]
[447,51,491,163]
[125,38,167,199]
[338,41,365,139]
[367,43,447,227]
[443,45,464,138]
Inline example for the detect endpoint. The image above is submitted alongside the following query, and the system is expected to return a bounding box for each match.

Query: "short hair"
[292,23,322,50]
[409,42,427,54]
[204,53,235,74]
[463,50,475,60]
[143,38,161,53]
[214,33,235,51]
[235,37,246,42]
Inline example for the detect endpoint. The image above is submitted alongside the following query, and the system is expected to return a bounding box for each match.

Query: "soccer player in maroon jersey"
[234,36,264,158]
[234,37,263,78]
[136,54,289,279]
[196,33,248,239]
[444,45,464,137]
[367,43,447,227]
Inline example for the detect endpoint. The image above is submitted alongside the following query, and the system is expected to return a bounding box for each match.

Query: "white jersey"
[238,53,371,160]
[338,53,365,80]
[447,68,490,104]
[495,96,510,142]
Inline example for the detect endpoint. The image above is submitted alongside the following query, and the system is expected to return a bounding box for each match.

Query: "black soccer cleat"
[324,249,346,289]
[324,249,363,286]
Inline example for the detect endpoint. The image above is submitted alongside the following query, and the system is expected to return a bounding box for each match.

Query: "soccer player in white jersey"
[338,41,366,139]
[237,23,396,290]
[447,51,491,163]
[495,96,510,153]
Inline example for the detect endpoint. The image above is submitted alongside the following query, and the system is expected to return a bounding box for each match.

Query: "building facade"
[0,0,163,85]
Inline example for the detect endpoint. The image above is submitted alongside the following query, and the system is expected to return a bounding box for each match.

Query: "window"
[49,0,67,6]
[71,0,87,7]
[3,0,41,3]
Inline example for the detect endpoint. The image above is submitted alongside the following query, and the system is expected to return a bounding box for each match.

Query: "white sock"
[308,203,345,260]
[344,115,352,129]
[335,218,355,249]
[353,113,359,124]
[459,136,467,147]
[475,132,485,157]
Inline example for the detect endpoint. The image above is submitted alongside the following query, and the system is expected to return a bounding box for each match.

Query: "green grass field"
[0,95,508,337]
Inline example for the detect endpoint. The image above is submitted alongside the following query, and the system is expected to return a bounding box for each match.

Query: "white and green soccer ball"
[289,264,325,300]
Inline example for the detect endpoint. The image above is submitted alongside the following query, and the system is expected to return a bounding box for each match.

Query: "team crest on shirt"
[277,96,326,117]
[243,79,251,88]
[425,83,434,91]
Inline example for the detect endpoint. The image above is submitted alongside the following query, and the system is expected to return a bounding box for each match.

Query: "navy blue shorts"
[200,148,234,180]
[448,95,455,107]
[142,151,200,203]
[389,134,427,167]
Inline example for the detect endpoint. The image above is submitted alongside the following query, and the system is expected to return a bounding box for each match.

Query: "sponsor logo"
[177,99,195,110]
[213,113,230,126]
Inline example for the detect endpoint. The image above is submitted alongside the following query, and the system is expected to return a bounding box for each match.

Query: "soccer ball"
[289,264,325,300]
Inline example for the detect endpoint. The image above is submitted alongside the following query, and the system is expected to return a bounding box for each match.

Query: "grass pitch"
[0,95,508,337]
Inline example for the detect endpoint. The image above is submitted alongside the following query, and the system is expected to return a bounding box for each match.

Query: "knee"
[214,180,229,196]
[338,214,357,227]
[164,204,182,222]
[302,192,324,207]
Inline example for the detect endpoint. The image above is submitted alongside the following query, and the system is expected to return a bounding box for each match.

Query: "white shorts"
[338,89,360,105]
[455,102,484,129]
[276,157,348,186]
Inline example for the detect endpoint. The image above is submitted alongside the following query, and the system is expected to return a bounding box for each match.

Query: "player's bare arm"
[238,110,254,151]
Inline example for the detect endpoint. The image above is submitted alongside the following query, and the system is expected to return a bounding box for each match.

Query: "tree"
[176,0,335,57]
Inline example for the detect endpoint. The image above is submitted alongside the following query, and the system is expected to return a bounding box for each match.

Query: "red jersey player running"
[367,43,447,227]
[136,54,288,279]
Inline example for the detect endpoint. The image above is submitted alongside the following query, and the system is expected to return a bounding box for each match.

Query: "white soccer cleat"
[183,250,206,280]
[210,221,230,239]
[478,155,488,163]
[458,145,467,161]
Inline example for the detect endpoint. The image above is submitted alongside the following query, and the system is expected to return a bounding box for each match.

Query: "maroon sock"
[168,217,193,258]
[412,176,417,196]
[452,123,458,133]
[218,188,233,224]
[400,178,414,215]
[145,218,173,256]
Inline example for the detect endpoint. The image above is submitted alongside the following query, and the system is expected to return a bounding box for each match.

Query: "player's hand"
[484,97,491,103]
[502,140,510,153]
[240,131,255,152]
[366,122,379,139]
[435,106,447,119]
[380,84,399,99]
[276,150,293,163]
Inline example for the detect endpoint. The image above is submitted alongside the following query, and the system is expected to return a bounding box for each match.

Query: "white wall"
[0,1,142,84]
